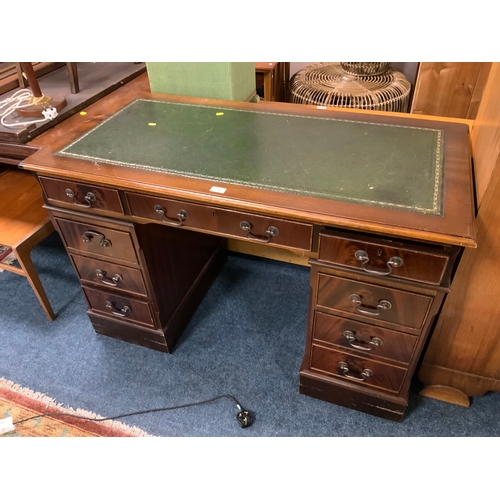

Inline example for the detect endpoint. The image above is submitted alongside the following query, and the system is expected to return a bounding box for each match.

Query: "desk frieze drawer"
[126,192,313,251]
[71,254,148,297]
[55,217,139,265]
[39,177,124,215]
[317,272,432,331]
[83,286,155,328]
[317,230,453,285]
[310,344,407,393]
[313,311,418,364]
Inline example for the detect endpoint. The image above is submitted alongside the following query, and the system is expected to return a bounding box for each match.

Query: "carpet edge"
[0,377,155,437]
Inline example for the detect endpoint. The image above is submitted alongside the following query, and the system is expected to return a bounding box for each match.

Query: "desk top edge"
[20,75,477,249]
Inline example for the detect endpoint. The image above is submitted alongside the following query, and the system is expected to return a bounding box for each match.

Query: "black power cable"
[12,394,255,429]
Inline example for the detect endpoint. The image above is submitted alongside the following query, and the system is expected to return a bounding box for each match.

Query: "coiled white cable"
[0,88,58,128]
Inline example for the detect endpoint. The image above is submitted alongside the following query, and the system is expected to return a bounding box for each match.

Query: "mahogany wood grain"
[126,191,313,251]
[55,217,139,265]
[21,73,476,249]
[0,142,39,165]
[312,311,418,364]
[88,312,169,353]
[70,254,148,297]
[309,344,408,393]
[316,272,433,332]
[17,72,478,418]
[81,220,226,353]
[83,286,155,328]
[134,222,225,327]
[39,176,124,215]
[299,369,407,421]
[317,229,454,286]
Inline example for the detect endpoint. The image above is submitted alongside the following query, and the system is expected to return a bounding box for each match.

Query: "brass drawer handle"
[105,300,130,317]
[343,330,383,351]
[82,230,111,247]
[355,250,403,276]
[349,293,392,316]
[240,221,279,243]
[95,269,123,287]
[338,361,373,382]
[154,205,189,226]
[65,188,96,208]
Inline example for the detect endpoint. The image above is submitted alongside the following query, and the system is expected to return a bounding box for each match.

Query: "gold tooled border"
[57,99,445,215]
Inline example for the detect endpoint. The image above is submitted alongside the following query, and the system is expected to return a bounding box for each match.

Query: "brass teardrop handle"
[105,300,130,317]
[343,330,383,351]
[154,205,189,226]
[95,269,123,287]
[82,230,111,247]
[355,250,403,276]
[239,221,279,243]
[65,188,96,208]
[338,361,373,382]
[349,293,392,316]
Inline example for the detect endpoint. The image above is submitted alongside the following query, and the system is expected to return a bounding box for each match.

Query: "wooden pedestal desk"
[21,75,476,421]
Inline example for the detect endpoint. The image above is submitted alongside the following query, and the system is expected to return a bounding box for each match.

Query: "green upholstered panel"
[57,99,445,215]
[146,62,256,101]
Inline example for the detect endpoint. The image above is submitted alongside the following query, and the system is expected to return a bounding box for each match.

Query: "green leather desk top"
[57,98,445,215]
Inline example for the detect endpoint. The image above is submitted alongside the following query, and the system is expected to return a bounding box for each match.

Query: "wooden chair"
[0,167,56,320]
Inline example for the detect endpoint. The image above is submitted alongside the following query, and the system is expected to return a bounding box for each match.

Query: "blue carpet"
[1,231,499,437]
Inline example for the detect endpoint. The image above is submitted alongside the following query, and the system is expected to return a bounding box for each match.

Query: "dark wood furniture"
[20,74,476,421]
[255,62,289,102]
[0,63,146,165]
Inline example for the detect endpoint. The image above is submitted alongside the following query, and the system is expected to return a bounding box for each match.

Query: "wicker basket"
[289,62,411,112]
[340,62,390,76]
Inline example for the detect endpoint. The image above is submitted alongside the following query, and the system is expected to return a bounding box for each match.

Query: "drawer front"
[56,217,138,264]
[310,344,407,393]
[71,254,148,297]
[318,231,450,285]
[83,287,155,327]
[40,176,124,214]
[126,192,313,251]
[317,273,432,330]
[313,311,418,364]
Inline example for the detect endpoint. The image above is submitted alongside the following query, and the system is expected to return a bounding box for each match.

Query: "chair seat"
[0,168,49,246]
[0,167,55,320]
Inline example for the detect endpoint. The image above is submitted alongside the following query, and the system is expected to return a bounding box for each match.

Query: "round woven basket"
[289,62,411,112]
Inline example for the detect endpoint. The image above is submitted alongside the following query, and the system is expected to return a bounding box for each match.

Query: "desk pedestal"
[48,206,226,353]
[299,229,456,421]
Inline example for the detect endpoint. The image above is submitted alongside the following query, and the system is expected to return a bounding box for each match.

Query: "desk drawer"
[40,177,124,215]
[313,311,418,364]
[71,254,148,297]
[83,286,155,327]
[310,344,407,393]
[126,192,313,251]
[317,230,451,285]
[55,217,139,264]
[317,272,432,331]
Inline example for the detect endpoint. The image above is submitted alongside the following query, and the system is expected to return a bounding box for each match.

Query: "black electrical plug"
[236,405,255,428]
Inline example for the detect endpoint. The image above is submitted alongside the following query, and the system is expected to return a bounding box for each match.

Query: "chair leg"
[14,243,56,321]
[66,62,80,94]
